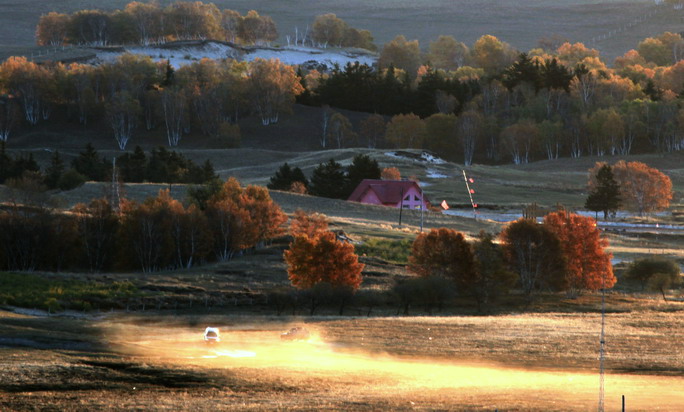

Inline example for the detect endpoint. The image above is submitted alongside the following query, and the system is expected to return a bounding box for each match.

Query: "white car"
[203,327,220,343]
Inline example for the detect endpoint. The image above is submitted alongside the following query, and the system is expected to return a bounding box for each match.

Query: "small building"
[347,179,429,209]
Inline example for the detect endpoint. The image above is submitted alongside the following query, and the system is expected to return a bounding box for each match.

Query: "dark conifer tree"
[345,154,380,196]
[585,164,621,219]
[0,142,11,183]
[309,158,348,199]
[541,58,573,93]
[72,143,109,181]
[44,150,65,189]
[117,146,148,183]
[267,162,308,191]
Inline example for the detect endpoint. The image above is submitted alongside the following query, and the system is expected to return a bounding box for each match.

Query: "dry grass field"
[0,0,682,63]
[2,304,684,411]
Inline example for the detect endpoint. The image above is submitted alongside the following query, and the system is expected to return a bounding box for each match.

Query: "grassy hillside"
[0,0,682,63]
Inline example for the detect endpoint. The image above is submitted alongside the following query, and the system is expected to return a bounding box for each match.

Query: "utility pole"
[111,157,120,212]
[398,186,404,227]
[420,186,424,232]
[598,276,606,412]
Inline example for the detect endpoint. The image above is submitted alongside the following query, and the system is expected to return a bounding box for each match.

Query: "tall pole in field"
[398,186,404,227]
[598,276,606,412]
[420,185,424,232]
[111,157,120,212]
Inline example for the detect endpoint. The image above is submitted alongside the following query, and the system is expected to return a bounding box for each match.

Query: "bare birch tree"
[457,110,482,166]
[106,91,140,150]
[161,86,186,146]
[0,96,19,142]
[247,58,303,125]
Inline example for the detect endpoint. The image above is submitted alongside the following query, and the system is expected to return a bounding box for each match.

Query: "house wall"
[360,189,382,206]
[399,186,429,209]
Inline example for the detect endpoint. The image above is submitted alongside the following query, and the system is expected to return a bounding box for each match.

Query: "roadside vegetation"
[0,272,138,312]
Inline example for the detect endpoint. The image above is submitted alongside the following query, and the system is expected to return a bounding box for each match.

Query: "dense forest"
[2,1,684,167]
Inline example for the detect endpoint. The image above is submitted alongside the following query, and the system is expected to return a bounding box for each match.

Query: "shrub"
[58,168,87,190]
[625,257,681,291]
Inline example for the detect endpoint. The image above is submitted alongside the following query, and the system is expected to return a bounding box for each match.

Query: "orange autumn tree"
[290,209,329,238]
[284,231,364,291]
[205,177,287,260]
[381,167,401,180]
[408,228,477,292]
[544,211,616,293]
[611,160,673,216]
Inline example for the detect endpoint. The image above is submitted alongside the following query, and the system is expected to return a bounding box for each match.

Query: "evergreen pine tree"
[309,158,348,199]
[585,164,621,219]
[118,146,148,183]
[10,153,40,180]
[0,141,11,183]
[268,162,308,191]
[72,143,108,181]
[44,150,64,189]
[200,159,218,183]
[345,154,381,197]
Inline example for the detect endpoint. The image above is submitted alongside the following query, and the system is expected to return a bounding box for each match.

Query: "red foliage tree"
[118,190,175,272]
[284,231,364,291]
[611,160,673,215]
[381,167,401,180]
[543,211,616,293]
[408,228,477,292]
[290,209,329,238]
[206,178,287,260]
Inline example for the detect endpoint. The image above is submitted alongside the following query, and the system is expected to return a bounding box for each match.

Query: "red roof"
[347,179,429,205]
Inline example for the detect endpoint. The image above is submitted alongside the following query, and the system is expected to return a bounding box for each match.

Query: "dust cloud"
[105,322,684,410]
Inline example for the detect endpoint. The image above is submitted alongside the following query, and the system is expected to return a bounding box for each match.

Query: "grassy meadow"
[2,305,684,411]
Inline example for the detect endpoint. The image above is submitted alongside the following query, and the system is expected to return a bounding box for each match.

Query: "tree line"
[0,143,218,192]
[267,154,382,199]
[36,2,277,47]
[0,177,286,273]
[0,54,301,148]
[279,209,615,315]
[36,2,376,51]
[16,9,684,164]
[303,31,684,164]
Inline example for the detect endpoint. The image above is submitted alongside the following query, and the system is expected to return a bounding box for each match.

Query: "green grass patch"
[0,272,139,312]
[356,238,413,264]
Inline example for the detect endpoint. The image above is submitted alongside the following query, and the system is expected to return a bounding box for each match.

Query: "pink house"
[347,179,430,209]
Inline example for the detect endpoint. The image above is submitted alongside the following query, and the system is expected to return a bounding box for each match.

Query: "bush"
[58,168,87,190]
[626,257,681,291]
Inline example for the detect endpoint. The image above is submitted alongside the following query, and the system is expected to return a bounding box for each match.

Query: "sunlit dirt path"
[107,324,684,411]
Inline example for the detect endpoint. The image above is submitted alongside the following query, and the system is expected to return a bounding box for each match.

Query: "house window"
[404,195,410,201]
